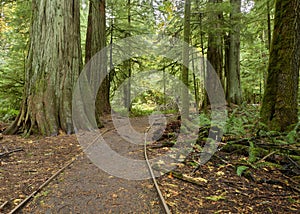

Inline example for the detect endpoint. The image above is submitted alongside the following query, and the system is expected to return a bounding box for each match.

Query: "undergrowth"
[196,104,300,177]
[0,99,19,122]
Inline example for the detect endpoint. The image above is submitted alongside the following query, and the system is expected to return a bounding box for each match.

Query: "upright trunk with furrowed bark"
[227,0,242,105]
[260,0,300,131]
[85,0,111,127]
[4,0,82,136]
[207,0,224,106]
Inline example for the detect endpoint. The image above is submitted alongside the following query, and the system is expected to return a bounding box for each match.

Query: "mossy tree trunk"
[227,0,242,105]
[4,0,82,136]
[260,0,300,132]
[85,0,111,126]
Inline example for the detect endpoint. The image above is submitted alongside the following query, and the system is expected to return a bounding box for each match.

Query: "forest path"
[22,116,164,213]
[2,114,299,213]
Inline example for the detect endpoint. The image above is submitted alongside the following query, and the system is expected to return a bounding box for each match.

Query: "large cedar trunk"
[227,0,242,105]
[4,0,82,136]
[85,0,110,126]
[260,0,300,131]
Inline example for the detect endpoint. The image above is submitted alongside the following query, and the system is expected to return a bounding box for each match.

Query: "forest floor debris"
[0,117,300,213]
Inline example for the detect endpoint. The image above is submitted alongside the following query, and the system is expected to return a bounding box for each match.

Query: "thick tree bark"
[4,0,82,136]
[85,0,111,126]
[227,0,242,105]
[207,0,224,104]
[260,0,300,131]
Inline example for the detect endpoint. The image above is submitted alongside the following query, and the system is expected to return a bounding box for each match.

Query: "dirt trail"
[22,117,164,213]
[3,115,299,213]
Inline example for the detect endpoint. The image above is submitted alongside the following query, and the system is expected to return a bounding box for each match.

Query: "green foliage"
[130,107,153,117]
[129,90,179,116]
[130,90,157,116]
[0,102,19,122]
[224,104,261,137]
[198,105,260,141]
[0,1,31,121]
[205,193,226,202]
[236,165,249,176]
[255,161,282,169]
[107,0,277,115]
[224,108,246,136]
[240,0,275,103]
[198,112,211,127]
[286,123,300,144]
[0,0,290,132]
[248,141,258,163]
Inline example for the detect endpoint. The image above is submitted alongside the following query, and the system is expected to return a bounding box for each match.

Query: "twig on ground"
[255,151,277,164]
[287,156,300,170]
[8,156,79,214]
[0,148,24,158]
[0,201,9,210]
[8,127,115,214]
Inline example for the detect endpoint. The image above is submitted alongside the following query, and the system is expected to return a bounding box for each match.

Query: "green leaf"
[248,141,257,163]
[236,165,249,176]
[205,195,226,201]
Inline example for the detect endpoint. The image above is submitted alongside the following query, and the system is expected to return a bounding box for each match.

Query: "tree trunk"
[207,0,224,105]
[260,0,300,132]
[227,0,242,105]
[199,13,207,110]
[85,0,110,126]
[181,0,191,118]
[267,0,272,50]
[123,0,132,111]
[224,34,230,101]
[4,0,82,136]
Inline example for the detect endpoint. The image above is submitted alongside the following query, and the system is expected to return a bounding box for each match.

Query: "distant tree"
[226,0,242,105]
[239,0,274,104]
[85,0,110,127]
[106,0,157,111]
[181,0,191,118]
[4,0,82,135]
[206,0,224,107]
[207,0,223,86]
[260,0,300,131]
[123,0,132,110]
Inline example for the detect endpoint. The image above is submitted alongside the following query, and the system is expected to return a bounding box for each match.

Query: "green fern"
[248,141,258,163]
[236,166,249,176]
